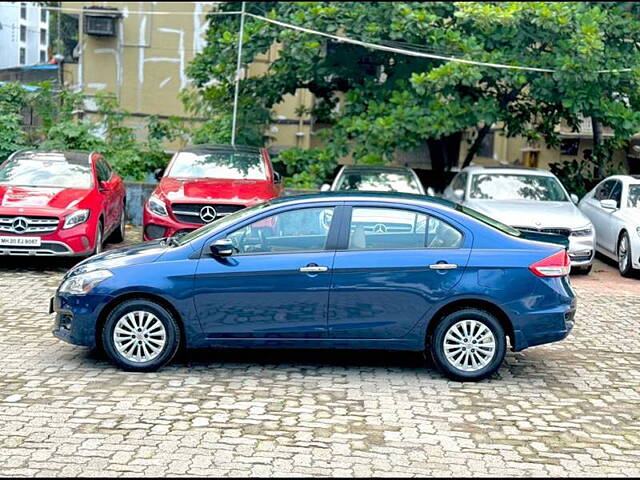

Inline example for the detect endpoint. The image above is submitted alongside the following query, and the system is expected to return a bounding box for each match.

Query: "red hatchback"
[0,150,126,257]
[143,145,283,241]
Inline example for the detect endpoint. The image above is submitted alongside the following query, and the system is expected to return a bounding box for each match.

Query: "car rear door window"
[226,207,334,254]
[348,207,463,250]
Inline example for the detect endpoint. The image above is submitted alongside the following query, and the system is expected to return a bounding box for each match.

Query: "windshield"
[336,170,422,194]
[175,201,271,246]
[469,174,568,201]
[456,204,522,237]
[628,184,640,208]
[167,151,267,180]
[0,156,93,189]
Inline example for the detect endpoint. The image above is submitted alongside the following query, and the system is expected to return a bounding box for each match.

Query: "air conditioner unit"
[84,7,121,37]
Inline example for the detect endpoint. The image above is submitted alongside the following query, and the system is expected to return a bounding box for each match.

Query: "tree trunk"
[461,123,492,168]
[591,115,606,179]
[427,132,462,192]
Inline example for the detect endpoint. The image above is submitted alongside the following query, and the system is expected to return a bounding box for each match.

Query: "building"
[0,2,49,68]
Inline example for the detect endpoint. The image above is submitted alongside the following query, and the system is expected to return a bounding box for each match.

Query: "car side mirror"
[209,238,234,257]
[453,188,464,200]
[426,187,435,197]
[570,193,579,204]
[273,171,282,184]
[600,199,618,210]
[99,181,109,192]
[320,183,331,192]
[153,167,165,182]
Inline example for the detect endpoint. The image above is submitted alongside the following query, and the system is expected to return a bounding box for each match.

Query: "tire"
[108,204,126,243]
[618,232,633,277]
[101,299,181,372]
[92,221,104,256]
[430,308,506,381]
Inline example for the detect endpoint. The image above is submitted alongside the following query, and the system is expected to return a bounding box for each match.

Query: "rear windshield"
[0,154,93,189]
[336,170,422,194]
[456,204,522,237]
[167,150,267,180]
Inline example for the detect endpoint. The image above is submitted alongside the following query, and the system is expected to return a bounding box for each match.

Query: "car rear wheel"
[430,309,506,381]
[108,204,126,243]
[618,232,633,277]
[102,299,180,372]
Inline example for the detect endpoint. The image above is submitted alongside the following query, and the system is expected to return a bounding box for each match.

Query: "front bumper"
[142,206,201,241]
[50,293,111,349]
[567,232,595,267]
[0,221,97,257]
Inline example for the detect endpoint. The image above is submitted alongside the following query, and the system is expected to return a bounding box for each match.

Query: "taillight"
[529,250,571,277]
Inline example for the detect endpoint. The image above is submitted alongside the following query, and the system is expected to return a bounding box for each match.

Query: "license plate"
[0,236,41,247]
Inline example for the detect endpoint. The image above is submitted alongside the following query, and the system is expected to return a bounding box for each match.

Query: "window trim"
[200,203,345,258]
[340,203,466,252]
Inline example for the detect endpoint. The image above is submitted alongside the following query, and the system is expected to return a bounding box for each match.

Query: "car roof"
[266,191,455,209]
[10,150,92,164]
[179,144,262,154]
[462,165,554,176]
[602,174,640,184]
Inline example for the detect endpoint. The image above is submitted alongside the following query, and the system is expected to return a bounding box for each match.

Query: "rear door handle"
[299,265,329,273]
[429,263,458,270]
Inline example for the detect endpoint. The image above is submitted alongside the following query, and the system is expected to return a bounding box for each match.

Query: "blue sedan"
[51,193,576,381]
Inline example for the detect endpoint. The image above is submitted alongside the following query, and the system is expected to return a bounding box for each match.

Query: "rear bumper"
[512,302,576,351]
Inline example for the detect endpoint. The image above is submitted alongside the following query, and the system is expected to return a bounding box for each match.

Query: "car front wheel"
[102,299,181,372]
[618,232,634,277]
[430,308,506,381]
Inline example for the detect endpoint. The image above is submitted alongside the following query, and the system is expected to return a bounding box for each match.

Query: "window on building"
[40,50,46,63]
[478,131,495,158]
[20,3,27,20]
[20,25,26,42]
[40,28,46,45]
[41,9,47,23]
[19,48,26,65]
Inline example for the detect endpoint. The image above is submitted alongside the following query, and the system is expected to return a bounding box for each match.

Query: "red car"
[143,145,283,241]
[0,150,126,257]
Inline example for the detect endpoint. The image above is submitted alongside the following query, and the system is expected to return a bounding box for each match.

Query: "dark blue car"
[52,193,576,381]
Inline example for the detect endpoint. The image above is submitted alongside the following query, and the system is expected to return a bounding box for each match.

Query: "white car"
[443,166,595,273]
[579,175,640,276]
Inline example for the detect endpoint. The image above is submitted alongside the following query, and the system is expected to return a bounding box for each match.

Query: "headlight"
[148,195,168,216]
[63,209,90,229]
[59,269,112,295]
[571,226,593,237]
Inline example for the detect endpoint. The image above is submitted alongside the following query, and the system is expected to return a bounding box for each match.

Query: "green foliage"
[188,1,640,182]
[0,83,28,161]
[273,147,338,188]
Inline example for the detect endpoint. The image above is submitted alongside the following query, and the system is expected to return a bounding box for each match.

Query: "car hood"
[465,199,591,229]
[0,185,91,211]
[67,240,169,278]
[158,177,274,205]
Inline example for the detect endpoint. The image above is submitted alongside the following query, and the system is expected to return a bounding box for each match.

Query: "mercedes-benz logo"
[199,206,217,223]
[373,223,387,233]
[12,217,29,234]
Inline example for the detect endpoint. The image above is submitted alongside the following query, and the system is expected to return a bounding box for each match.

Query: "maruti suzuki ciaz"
[52,192,576,381]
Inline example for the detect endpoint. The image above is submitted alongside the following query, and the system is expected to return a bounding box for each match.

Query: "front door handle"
[299,264,329,273]
[429,263,458,270]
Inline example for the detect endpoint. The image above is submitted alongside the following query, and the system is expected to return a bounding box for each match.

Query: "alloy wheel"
[619,234,630,273]
[443,319,496,372]
[113,311,167,363]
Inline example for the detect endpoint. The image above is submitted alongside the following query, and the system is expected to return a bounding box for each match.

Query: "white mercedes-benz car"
[579,175,640,276]
[443,166,595,273]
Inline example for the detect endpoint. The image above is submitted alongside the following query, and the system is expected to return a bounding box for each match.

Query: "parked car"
[143,144,283,241]
[579,175,640,276]
[0,150,126,257]
[443,166,595,273]
[52,192,575,381]
[321,165,426,194]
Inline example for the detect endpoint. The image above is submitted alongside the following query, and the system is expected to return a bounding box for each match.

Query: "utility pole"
[230,1,246,146]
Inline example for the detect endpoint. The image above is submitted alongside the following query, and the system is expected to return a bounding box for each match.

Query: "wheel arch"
[425,298,515,349]
[95,292,186,352]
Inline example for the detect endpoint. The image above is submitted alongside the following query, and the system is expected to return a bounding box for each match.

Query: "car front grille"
[515,226,572,237]
[0,215,60,235]
[170,203,245,225]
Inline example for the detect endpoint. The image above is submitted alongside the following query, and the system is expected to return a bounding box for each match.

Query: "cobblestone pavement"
[0,226,639,477]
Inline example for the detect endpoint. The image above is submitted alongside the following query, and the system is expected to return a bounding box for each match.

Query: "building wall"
[0,2,49,69]
[62,1,314,151]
